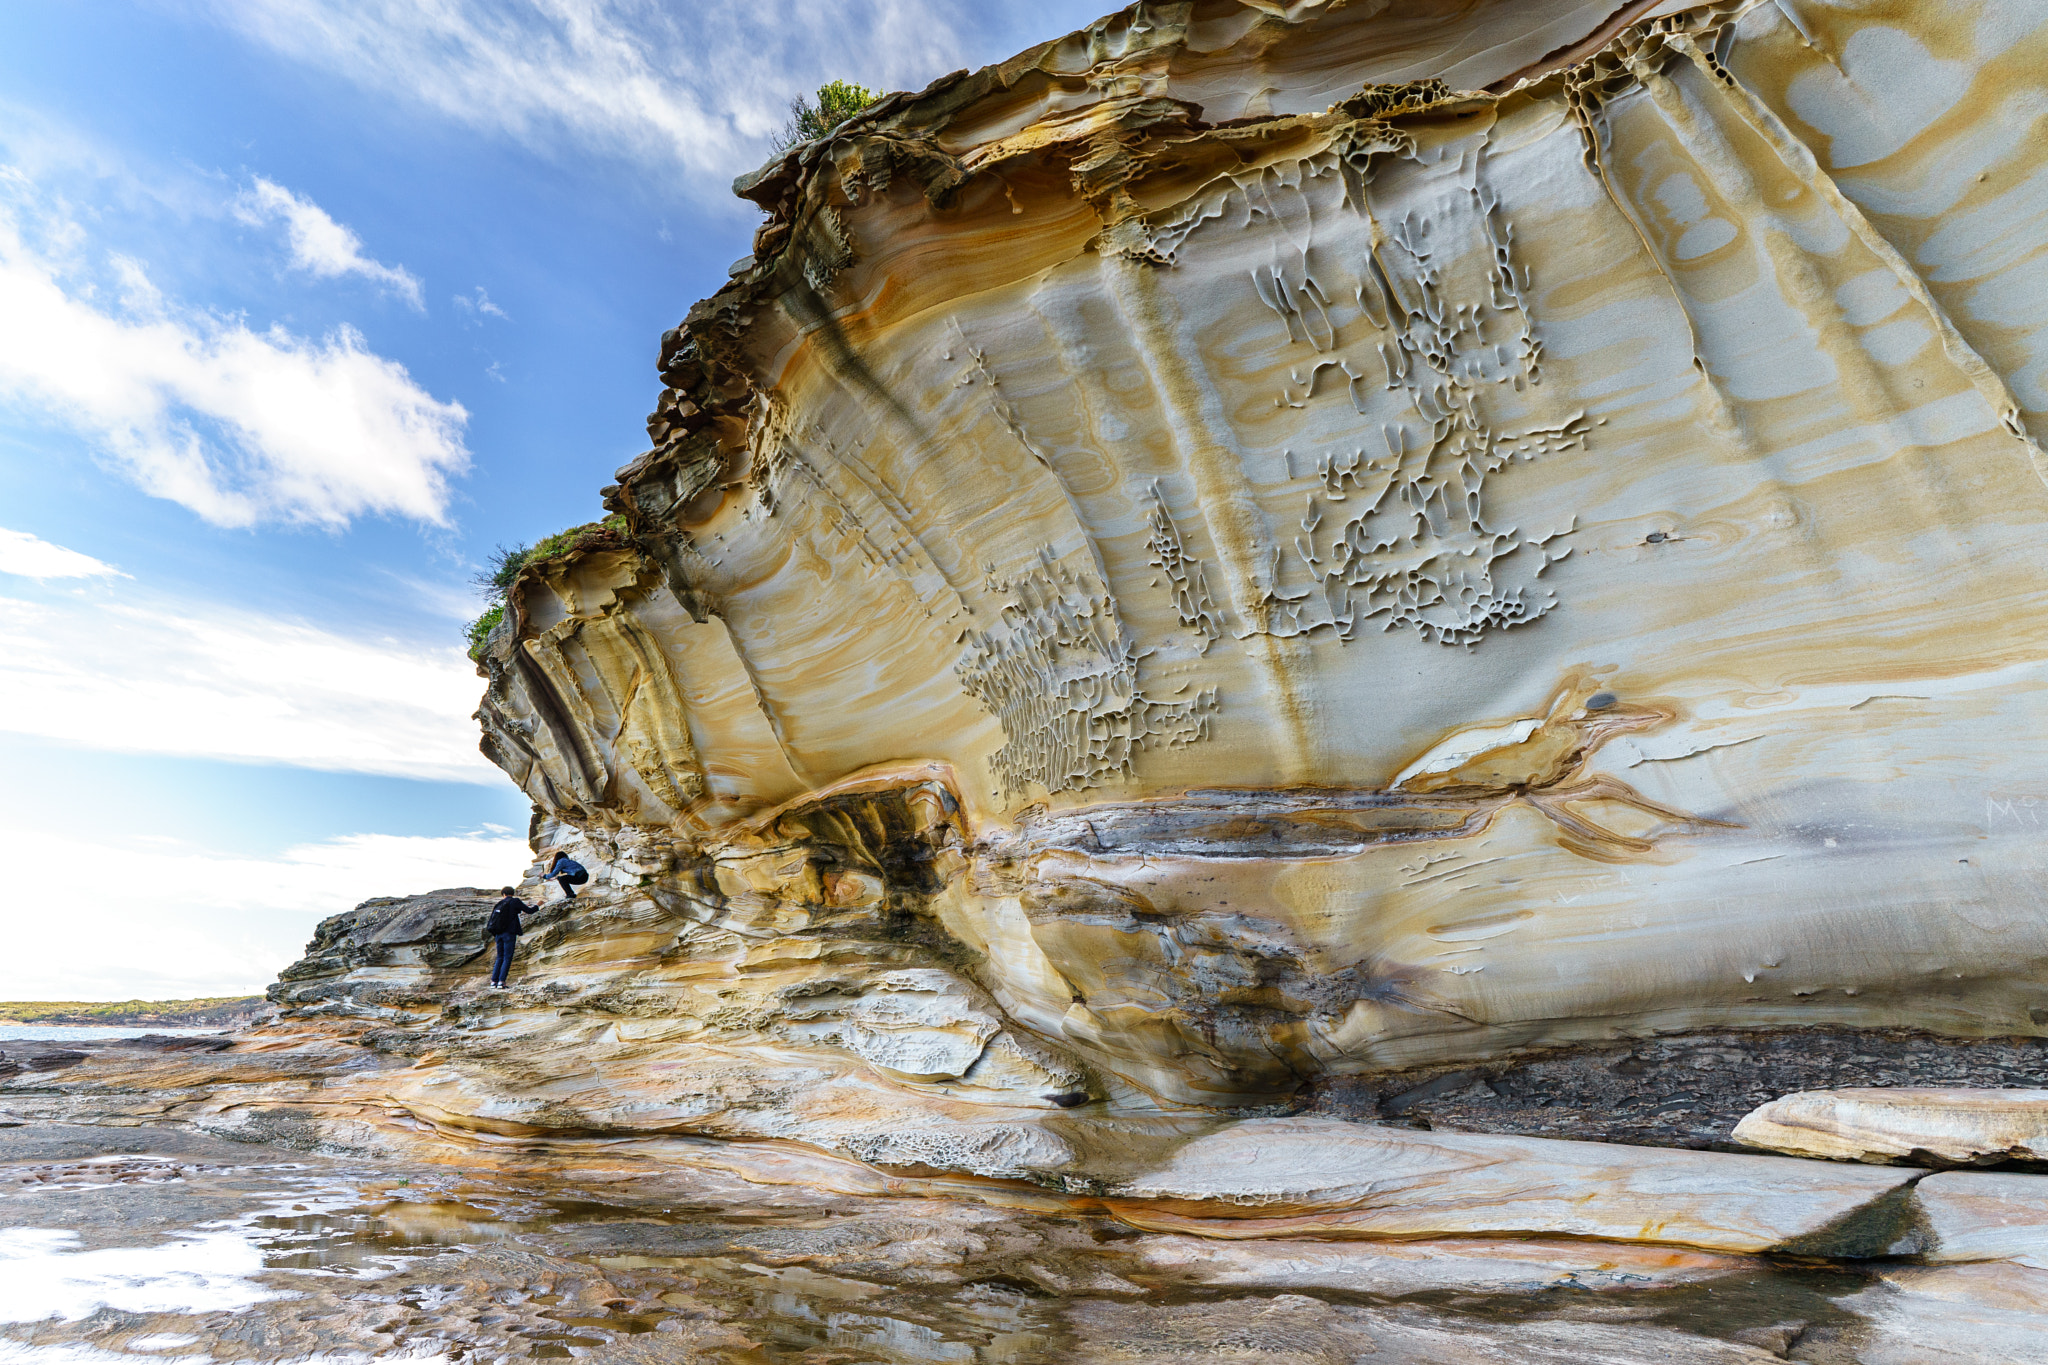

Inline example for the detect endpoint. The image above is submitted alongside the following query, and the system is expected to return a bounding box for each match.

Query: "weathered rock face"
[464,0,2048,1151]
[13,10,2048,1354]
[14,17,2048,1336]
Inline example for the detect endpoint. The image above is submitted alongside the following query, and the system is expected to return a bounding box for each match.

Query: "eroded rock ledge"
[11,880,2048,1264]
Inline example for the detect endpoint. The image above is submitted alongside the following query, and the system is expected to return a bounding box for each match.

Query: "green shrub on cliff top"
[474,541,532,600]
[464,602,505,659]
[465,514,629,660]
[527,514,628,564]
[774,81,879,151]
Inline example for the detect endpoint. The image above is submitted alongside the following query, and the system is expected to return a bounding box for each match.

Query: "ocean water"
[0,1024,225,1042]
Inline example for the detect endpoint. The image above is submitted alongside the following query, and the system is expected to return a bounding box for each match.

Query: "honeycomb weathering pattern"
[468,0,2048,1113]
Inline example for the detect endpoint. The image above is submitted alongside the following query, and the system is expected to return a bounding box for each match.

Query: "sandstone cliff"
[16,0,2048,1256]
[468,0,2048,1136]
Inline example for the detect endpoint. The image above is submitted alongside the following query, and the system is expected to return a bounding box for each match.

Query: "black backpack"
[488,899,523,935]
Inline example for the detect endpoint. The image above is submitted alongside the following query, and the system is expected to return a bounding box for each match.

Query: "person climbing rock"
[544,850,589,900]
[485,887,530,989]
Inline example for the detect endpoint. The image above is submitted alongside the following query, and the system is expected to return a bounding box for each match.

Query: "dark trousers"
[556,870,587,897]
[491,932,517,986]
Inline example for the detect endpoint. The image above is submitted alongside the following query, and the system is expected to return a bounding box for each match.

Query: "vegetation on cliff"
[0,996,263,1027]
[773,80,878,150]
[466,514,630,658]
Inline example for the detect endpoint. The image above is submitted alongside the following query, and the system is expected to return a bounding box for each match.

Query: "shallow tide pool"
[0,1122,2039,1364]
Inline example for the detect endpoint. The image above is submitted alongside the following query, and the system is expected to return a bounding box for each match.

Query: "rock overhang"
[467,0,2048,1117]
[27,0,2025,1251]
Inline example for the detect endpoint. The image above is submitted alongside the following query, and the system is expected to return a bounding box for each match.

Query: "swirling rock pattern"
[465,0,2048,1137]
[19,1,2048,1257]
[11,11,2048,1354]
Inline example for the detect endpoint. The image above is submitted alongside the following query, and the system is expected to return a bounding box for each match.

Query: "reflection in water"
[0,1229,280,1322]
[606,1257,1055,1363]
[237,1201,1059,1362]
[1,1134,2033,1364]
[1,1184,1056,1363]
[254,1200,525,1272]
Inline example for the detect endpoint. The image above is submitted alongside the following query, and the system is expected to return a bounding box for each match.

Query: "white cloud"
[232,176,425,308]
[195,0,985,195]
[0,528,124,580]
[0,827,532,998]
[0,176,468,529]
[0,588,497,784]
[453,284,508,321]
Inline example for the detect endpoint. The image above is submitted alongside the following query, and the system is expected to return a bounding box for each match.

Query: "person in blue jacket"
[544,850,589,900]
[485,888,530,989]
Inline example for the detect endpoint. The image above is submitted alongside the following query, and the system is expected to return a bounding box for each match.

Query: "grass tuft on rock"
[465,514,630,659]
[464,602,505,658]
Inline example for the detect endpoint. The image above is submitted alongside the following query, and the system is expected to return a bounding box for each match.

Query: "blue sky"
[0,0,1110,999]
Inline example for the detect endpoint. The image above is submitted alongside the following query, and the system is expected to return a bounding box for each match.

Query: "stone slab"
[1734,1088,2048,1165]
[1914,1170,2048,1268]
[1099,1117,1918,1255]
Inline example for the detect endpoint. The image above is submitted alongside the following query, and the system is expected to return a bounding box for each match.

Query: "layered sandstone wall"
[464,0,2048,1134]
[11,6,2048,1286]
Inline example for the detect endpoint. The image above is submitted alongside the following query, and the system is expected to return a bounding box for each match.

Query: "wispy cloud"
[376,565,486,620]
[0,585,497,783]
[453,285,508,321]
[195,0,982,198]
[0,171,469,528]
[0,528,125,580]
[0,827,532,997]
[232,176,425,308]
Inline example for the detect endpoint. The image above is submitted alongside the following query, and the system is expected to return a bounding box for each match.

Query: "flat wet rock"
[4,1122,2046,1364]
[1096,1117,1921,1256]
